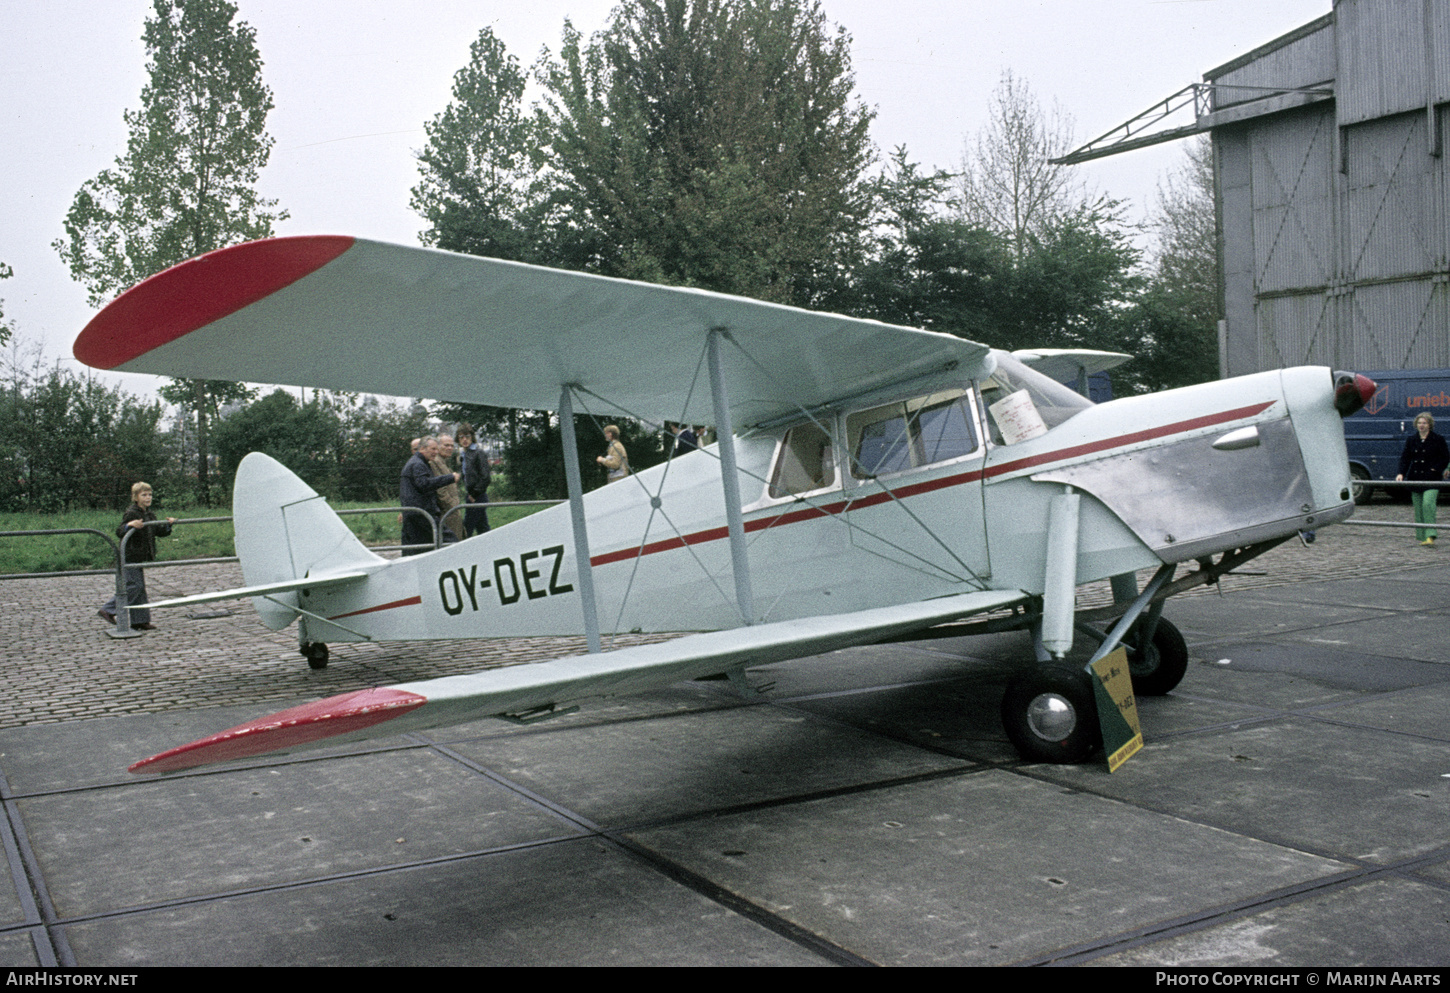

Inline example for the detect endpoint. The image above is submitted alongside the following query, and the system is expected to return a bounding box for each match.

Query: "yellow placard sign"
[1090,647,1143,772]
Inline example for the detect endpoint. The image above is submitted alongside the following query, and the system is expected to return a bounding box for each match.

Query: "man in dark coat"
[400,435,459,555]
[456,425,491,537]
[669,422,698,458]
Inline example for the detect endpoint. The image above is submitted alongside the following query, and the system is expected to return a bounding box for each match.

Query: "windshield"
[979,351,1094,444]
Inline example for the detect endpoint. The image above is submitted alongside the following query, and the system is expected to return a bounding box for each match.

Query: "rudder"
[233,452,383,630]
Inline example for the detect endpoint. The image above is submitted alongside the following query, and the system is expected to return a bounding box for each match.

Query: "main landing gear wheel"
[1001,664,1101,764]
[301,642,329,670]
[1124,618,1188,696]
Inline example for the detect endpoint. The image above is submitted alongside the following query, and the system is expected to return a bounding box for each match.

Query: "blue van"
[1342,368,1450,502]
[1049,370,1114,402]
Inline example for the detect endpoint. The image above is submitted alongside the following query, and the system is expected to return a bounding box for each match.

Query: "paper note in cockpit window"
[989,388,1049,445]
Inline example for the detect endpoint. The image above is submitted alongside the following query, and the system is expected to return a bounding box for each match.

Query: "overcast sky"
[1,0,1331,400]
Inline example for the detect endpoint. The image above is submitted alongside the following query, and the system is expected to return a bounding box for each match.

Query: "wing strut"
[708,328,755,626]
[559,385,602,653]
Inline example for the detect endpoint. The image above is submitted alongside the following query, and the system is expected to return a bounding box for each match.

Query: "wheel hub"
[1129,643,1159,677]
[1026,692,1077,742]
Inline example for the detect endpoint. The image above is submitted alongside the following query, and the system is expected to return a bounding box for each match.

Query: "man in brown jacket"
[432,434,463,542]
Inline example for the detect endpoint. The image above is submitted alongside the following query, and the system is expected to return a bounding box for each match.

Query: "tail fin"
[233,453,383,630]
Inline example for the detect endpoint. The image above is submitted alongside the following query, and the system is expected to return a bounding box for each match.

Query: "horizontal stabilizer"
[130,588,1027,774]
[138,570,369,611]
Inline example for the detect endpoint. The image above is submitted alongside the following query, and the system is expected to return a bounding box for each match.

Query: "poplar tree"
[537,0,876,306]
[411,26,539,262]
[1109,137,1220,393]
[0,262,14,348]
[958,70,1088,259]
[54,0,282,503]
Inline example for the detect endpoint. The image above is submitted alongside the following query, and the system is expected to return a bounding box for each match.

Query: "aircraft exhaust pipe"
[1333,372,1376,418]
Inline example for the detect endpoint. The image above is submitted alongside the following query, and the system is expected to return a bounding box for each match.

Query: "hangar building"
[1062,0,1450,379]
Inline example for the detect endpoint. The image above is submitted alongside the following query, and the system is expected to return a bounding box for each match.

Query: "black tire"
[1125,618,1188,696]
[302,642,329,670]
[1350,465,1373,505]
[1001,664,1101,763]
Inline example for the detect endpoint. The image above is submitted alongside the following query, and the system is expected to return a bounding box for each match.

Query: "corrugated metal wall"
[1337,0,1429,124]
[1250,108,1335,295]
[1336,0,1450,123]
[1216,0,1450,378]
[1209,15,1336,109]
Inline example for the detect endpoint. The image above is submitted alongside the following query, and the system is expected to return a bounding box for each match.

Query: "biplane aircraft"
[73,236,1375,773]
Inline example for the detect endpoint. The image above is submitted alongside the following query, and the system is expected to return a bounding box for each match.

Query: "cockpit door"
[841,387,991,595]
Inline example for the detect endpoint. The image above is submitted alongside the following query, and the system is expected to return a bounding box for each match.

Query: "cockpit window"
[768,420,836,498]
[979,352,1093,444]
[847,389,978,478]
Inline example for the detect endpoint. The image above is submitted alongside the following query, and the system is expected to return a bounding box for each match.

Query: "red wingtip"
[75,235,355,370]
[129,687,426,775]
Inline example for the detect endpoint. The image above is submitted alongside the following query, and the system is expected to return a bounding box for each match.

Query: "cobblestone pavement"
[0,501,1436,729]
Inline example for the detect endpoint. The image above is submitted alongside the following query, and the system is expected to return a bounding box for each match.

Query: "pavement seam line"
[424,740,878,967]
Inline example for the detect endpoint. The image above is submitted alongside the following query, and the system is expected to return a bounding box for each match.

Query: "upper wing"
[129,588,1027,774]
[74,237,992,428]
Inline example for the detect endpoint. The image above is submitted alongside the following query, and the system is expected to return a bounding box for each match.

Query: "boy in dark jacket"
[99,482,176,630]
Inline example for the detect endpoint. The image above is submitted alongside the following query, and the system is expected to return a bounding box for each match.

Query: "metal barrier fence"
[1342,478,1450,530]
[0,499,562,639]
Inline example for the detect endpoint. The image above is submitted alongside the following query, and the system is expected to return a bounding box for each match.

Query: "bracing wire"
[723,334,989,590]
[558,335,993,635]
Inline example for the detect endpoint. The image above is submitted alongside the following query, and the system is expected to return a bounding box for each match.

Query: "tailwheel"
[1001,663,1101,764]
[301,642,330,670]
[1124,618,1188,696]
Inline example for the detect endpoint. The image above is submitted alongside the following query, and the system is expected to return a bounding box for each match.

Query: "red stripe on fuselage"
[329,595,423,620]
[589,400,1276,568]
[75,236,356,370]
[978,401,1275,480]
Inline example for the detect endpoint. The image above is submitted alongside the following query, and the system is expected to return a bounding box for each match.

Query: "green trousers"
[1412,488,1440,542]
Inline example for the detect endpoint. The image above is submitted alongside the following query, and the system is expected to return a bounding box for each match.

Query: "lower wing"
[130,589,1027,774]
